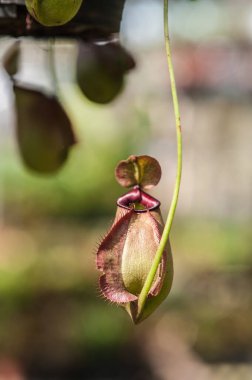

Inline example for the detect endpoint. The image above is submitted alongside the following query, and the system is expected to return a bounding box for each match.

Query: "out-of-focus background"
[0,0,252,379]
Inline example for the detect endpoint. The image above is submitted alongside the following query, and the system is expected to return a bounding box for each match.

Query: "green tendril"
[137,0,183,319]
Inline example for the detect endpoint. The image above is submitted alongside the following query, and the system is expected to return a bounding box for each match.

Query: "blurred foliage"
[1,85,151,219]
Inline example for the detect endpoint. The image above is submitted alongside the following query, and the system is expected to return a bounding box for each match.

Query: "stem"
[137,0,182,319]
[48,39,58,94]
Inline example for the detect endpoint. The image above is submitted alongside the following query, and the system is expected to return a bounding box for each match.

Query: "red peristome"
[117,186,160,212]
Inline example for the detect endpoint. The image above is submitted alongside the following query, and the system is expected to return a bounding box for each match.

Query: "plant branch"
[48,39,58,94]
[137,0,182,319]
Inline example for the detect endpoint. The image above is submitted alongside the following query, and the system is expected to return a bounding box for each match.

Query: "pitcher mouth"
[117,186,160,213]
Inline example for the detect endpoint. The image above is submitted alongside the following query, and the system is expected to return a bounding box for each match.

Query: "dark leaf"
[77,42,135,104]
[14,84,76,174]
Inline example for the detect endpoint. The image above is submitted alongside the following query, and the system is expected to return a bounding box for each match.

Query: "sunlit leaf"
[25,0,83,27]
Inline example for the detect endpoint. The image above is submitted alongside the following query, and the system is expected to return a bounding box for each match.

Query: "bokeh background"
[0,0,252,379]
